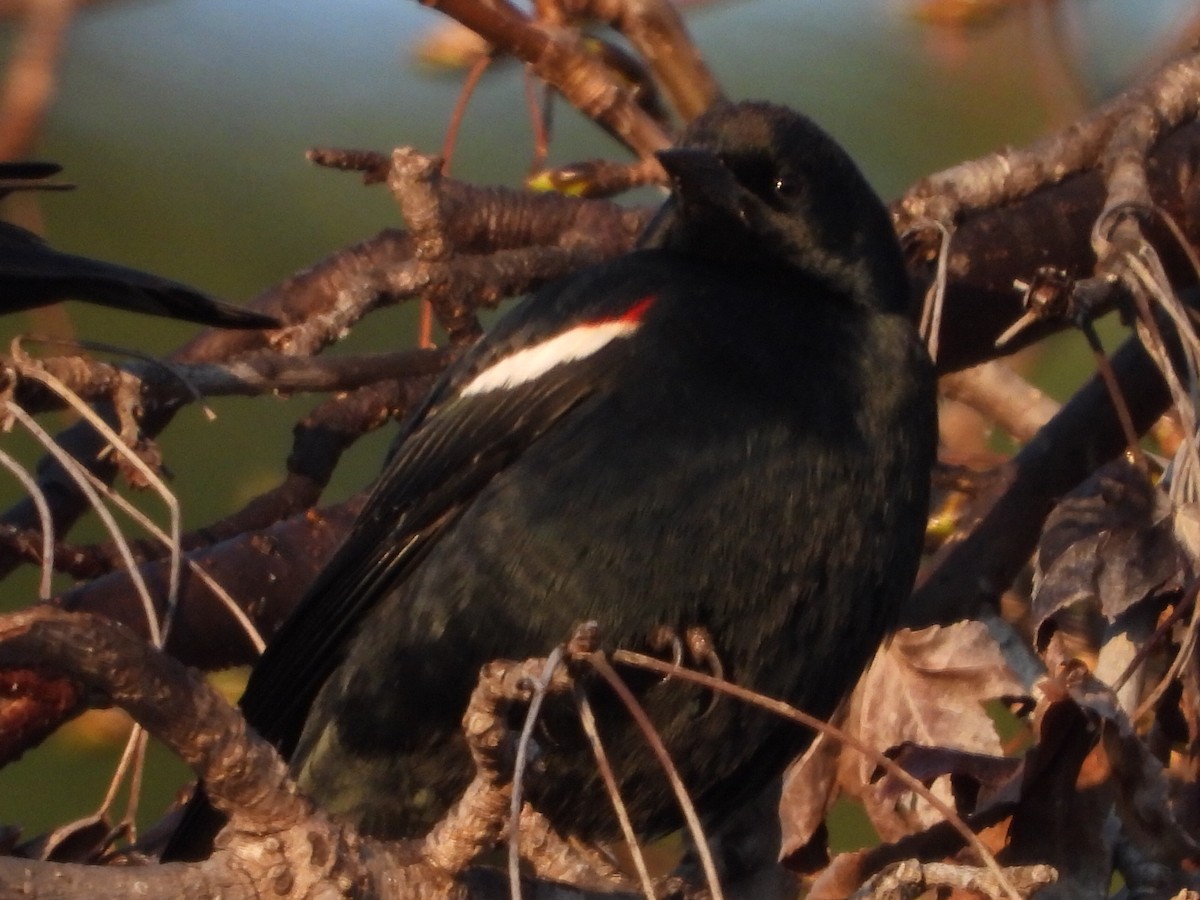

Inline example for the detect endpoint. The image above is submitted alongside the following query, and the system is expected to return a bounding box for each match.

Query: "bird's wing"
[239,367,601,752]
[164,256,668,862]
[0,161,71,197]
[238,267,662,752]
[0,221,279,328]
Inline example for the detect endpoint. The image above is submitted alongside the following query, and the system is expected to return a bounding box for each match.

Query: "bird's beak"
[656,147,727,192]
[655,147,743,222]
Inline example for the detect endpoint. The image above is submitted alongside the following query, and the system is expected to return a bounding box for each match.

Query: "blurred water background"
[0,0,1192,847]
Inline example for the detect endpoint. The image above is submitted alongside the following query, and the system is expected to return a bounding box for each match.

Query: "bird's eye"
[720,153,804,208]
[773,175,804,202]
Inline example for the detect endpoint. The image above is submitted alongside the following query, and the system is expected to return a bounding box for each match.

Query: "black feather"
[167,100,936,858]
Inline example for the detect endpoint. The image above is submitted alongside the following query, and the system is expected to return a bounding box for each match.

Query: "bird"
[0,162,278,329]
[169,99,937,856]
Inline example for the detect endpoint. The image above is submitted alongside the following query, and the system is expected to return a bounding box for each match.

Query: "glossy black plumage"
[0,162,278,329]
[173,100,937,853]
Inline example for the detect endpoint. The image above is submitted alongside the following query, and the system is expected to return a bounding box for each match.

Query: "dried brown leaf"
[839,619,1033,841]
[1005,685,1113,898]
[778,723,842,870]
[1007,667,1200,897]
[878,744,1023,814]
[1032,462,1184,654]
[780,618,1034,857]
[1083,683,1200,868]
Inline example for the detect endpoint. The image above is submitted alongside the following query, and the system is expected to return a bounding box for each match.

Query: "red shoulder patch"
[620,295,656,323]
[459,295,656,398]
[594,294,655,327]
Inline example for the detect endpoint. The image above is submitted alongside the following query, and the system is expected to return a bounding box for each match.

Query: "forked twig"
[7,345,266,652]
[583,650,725,900]
[2,402,159,645]
[18,334,216,419]
[90,723,148,845]
[10,351,183,642]
[69,464,264,652]
[611,650,1025,900]
[0,400,169,845]
[572,683,655,900]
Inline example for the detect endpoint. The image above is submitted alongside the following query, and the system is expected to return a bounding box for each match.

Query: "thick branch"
[3,347,454,415]
[0,607,296,820]
[908,329,1172,627]
[897,46,1200,225]
[425,0,673,158]
[904,120,1200,372]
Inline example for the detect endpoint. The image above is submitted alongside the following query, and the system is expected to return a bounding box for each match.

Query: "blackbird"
[172,100,936,853]
[0,162,278,329]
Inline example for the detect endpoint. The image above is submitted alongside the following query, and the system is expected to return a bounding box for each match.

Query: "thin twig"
[3,402,160,646]
[916,218,952,363]
[1077,320,1149,473]
[0,447,53,597]
[441,52,493,175]
[1113,576,1200,718]
[73,464,265,650]
[611,650,1024,900]
[509,647,565,900]
[585,651,725,900]
[523,65,551,173]
[572,683,656,900]
[18,334,215,419]
[93,724,149,844]
[12,355,183,643]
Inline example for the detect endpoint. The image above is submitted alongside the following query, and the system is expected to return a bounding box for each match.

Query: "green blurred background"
[0,0,1191,849]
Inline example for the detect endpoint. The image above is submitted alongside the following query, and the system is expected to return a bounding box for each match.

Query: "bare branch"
[424,0,673,159]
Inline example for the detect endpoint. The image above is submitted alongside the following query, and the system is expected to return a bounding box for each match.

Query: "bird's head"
[641,101,908,316]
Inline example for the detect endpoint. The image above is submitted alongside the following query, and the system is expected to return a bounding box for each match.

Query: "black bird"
[173,100,936,853]
[0,162,278,329]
